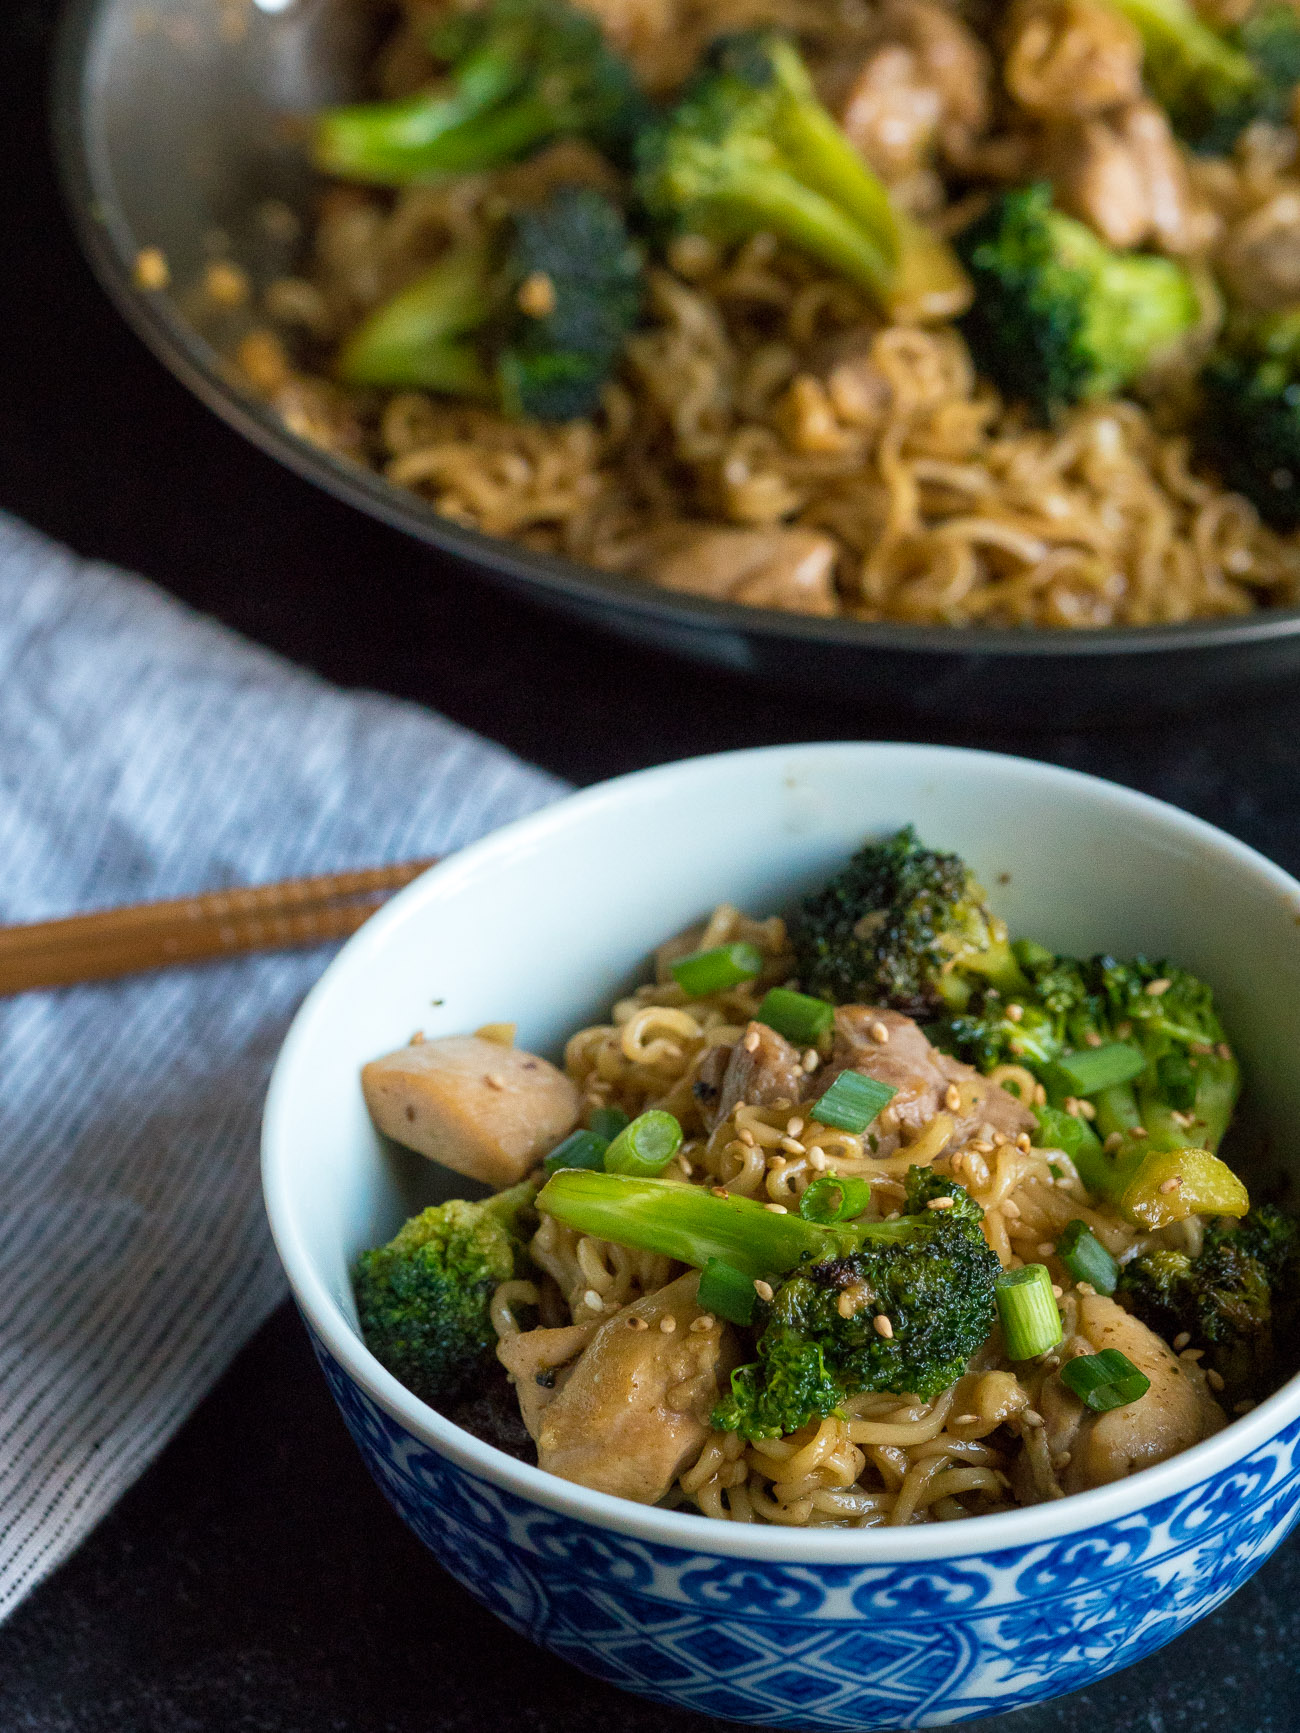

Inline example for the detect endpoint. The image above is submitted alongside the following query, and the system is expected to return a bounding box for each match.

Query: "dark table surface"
[4,4,1299,1729]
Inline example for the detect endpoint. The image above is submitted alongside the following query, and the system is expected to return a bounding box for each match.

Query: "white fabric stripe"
[0,513,567,1621]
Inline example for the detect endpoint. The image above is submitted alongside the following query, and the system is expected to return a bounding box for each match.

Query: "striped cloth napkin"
[0,513,566,1620]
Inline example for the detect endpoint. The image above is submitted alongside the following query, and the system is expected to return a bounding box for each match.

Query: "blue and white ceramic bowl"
[262,744,1300,1729]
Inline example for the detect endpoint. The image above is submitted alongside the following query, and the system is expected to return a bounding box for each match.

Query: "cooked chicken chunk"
[1221,192,1300,311]
[496,1320,599,1440]
[362,1034,580,1187]
[1046,100,1204,254]
[523,1271,736,1502]
[620,526,839,616]
[839,0,992,178]
[696,1019,808,1130]
[1004,0,1143,119]
[1032,1294,1226,1497]
[826,1006,1036,1149]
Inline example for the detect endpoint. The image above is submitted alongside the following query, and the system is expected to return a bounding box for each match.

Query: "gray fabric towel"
[0,513,566,1620]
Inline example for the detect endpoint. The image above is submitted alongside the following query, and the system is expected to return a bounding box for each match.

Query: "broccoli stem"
[704,164,896,299]
[1106,0,1258,105]
[536,1169,915,1279]
[336,245,495,395]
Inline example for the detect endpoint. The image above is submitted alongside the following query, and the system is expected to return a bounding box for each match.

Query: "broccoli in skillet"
[314,0,649,183]
[535,1165,1001,1441]
[1103,0,1300,153]
[337,186,644,421]
[957,182,1200,421]
[1197,310,1300,530]
[1119,1204,1300,1402]
[635,31,970,321]
[353,1179,538,1406]
[790,825,1030,1017]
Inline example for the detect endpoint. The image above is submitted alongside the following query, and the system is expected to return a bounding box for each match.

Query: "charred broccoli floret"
[1118,1204,1300,1401]
[337,187,644,420]
[1198,310,1300,530]
[314,0,648,183]
[353,1179,538,1407]
[790,825,1030,1017]
[535,1164,1001,1441]
[957,183,1200,421]
[1104,0,1300,152]
[635,32,969,320]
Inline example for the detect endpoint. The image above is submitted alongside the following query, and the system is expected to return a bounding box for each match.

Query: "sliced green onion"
[671,942,764,997]
[603,1109,683,1177]
[1060,1348,1151,1412]
[810,1071,898,1134]
[588,1105,630,1143]
[543,1129,608,1176]
[756,988,834,1048]
[798,1174,873,1224]
[1054,1042,1147,1097]
[995,1264,1063,1360]
[1056,1219,1119,1294]
[697,1257,758,1325]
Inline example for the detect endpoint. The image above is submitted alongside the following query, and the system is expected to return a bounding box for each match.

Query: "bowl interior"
[266,743,1300,1393]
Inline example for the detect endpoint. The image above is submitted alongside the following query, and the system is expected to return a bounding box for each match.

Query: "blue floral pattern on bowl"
[311,1332,1300,1729]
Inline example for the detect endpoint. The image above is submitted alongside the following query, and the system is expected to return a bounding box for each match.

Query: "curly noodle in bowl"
[351,826,1298,1528]
[205,0,1300,627]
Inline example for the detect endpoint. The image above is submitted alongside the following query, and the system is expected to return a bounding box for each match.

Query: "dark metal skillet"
[51,0,1300,722]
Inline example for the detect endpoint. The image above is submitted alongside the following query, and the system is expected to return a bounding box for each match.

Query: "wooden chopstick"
[0,859,436,996]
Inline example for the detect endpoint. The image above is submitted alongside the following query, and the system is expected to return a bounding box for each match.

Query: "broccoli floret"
[635,32,969,320]
[1198,310,1300,530]
[314,0,649,184]
[957,183,1200,421]
[337,186,644,420]
[790,825,1030,1017]
[1104,0,1300,152]
[353,1179,538,1407]
[1118,1203,1300,1401]
[535,1165,1001,1441]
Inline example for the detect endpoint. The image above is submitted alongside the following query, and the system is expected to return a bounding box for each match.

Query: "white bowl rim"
[263,741,1300,1565]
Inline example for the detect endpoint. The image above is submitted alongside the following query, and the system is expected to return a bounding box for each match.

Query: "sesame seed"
[1181,1347,1205,1361]
[678,1156,694,1177]
[753,1279,774,1302]
[1052,1451,1072,1470]
[764,1202,789,1214]
[1190,1041,1214,1056]
[739,1129,756,1147]
[1042,1354,1061,1368]
[711,1186,730,1199]
[802,1049,820,1072]
[870,1021,890,1044]
[583,1289,603,1311]
[1037,1242,1056,1257]
[1173,1331,1191,1350]
[409,1030,425,1045]
[992,1131,1008,1147]
[1016,1133,1032,1151]
[1002,1198,1021,1219]
[516,269,557,318]
[659,1316,677,1334]
[944,1084,962,1112]
[836,1291,857,1319]
[781,1137,806,1157]
[973,1141,995,1155]
[627,1316,649,1331]
[1006,1003,1024,1023]
[484,1073,505,1091]
[1130,1126,1148,1138]
[1051,1284,1064,1299]
[691,1315,715,1333]
[1104,1131,1123,1154]
[808,1149,829,1171]
[1206,1367,1225,1391]
[953,1413,979,1426]
[1217,1043,1233,1062]
[1159,1176,1183,1194]
[1076,1281,1096,1296]
[1023,1410,1044,1427]
[873,1314,894,1339]
[1146,978,1172,996]
[1170,1109,1195,1129]
[1083,1030,1103,1047]
[1116,1021,1133,1038]
[927,1196,956,1210]
[787,1117,805,1138]
[743,1029,761,1052]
